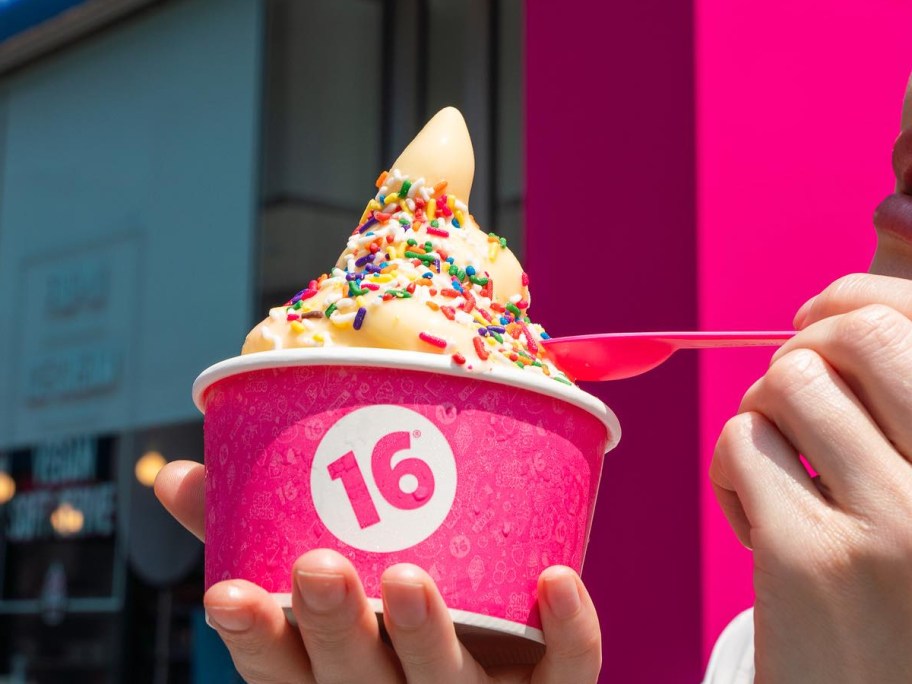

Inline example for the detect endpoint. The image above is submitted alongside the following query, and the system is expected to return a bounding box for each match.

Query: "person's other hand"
[871,70,912,277]
[154,461,602,683]
[711,273,912,683]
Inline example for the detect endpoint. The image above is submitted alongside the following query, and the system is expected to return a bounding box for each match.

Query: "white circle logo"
[311,405,457,552]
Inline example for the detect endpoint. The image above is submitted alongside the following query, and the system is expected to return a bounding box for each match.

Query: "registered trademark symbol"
[412,430,421,438]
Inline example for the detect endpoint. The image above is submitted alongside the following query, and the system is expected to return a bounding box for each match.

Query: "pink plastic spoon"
[542,331,795,381]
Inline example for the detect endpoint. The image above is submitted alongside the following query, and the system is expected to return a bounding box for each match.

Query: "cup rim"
[193,348,621,450]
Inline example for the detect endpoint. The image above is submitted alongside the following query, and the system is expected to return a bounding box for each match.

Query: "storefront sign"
[12,239,138,444]
[0,435,118,605]
[7,483,116,542]
[33,438,95,483]
[23,257,123,405]
[5,437,116,543]
[25,347,122,405]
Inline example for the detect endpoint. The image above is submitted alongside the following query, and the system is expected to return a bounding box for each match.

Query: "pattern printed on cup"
[311,405,457,552]
[203,364,612,633]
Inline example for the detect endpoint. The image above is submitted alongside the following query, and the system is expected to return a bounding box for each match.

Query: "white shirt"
[702,608,756,684]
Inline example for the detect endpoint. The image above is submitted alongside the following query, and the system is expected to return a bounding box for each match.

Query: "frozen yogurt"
[243,108,572,384]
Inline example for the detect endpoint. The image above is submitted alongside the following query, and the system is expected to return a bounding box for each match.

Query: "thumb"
[531,567,602,684]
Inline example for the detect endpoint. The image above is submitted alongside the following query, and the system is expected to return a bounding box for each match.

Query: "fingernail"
[206,605,254,632]
[793,296,817,329]
[295,570,347,613]
[543,573,581,621]
[382,580,428,629]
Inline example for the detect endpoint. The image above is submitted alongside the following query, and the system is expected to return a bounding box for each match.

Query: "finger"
[205,579,313,684]
[291,549,401,683]
[531,566,601,684]
[741,348,899,509]
[380,564,485,684]
[709,473,752,549]
[154,460,205,541]
[793,273,912,329]
[773,305,912,461]
[710,411,823,548]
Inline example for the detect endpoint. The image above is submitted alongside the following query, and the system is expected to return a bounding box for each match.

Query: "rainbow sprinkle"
[419,332,448,349]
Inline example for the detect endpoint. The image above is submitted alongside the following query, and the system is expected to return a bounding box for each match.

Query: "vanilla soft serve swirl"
[242,108,572,384]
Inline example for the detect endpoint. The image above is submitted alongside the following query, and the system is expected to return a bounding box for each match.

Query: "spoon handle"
[670,333,794,350]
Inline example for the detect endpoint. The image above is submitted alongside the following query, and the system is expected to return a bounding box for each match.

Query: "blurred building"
[0,0,522,681]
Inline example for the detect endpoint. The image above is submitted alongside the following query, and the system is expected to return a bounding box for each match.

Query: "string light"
[135,450,167,487]
[0,471,15,505]
[50,502,84,536]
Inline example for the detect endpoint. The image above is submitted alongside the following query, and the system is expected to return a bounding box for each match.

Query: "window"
[257,0,523,310]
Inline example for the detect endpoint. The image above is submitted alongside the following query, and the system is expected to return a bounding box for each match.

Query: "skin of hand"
[154,461,602,684]
[710,274,912,683]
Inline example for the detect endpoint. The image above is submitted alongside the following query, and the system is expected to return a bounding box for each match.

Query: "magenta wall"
[527,2,702,681]
[526,1,912,681]
[696,0,912,663]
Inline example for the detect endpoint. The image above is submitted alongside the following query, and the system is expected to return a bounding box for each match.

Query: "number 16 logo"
[311,406,457,552]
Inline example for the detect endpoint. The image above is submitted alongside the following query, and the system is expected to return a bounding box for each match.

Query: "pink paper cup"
[193,348,620,666]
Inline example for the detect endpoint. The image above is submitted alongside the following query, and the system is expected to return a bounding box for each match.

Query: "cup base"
[274,594,546,668]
